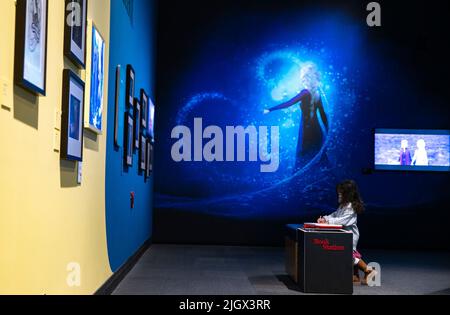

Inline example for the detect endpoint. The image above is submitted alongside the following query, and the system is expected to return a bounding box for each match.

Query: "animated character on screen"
[318,180,377,285]
[264,63,329,169]
[399,140,412,166]
[412,139,429,166]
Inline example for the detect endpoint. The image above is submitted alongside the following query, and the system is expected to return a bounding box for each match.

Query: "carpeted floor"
[113,245,450,295]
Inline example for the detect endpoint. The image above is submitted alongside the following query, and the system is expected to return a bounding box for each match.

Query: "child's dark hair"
[337,180,365,215]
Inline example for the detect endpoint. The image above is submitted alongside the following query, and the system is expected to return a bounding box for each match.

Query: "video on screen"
[375,129,450,172]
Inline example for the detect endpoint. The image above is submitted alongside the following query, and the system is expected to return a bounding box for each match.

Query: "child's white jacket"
[324,203,359,252]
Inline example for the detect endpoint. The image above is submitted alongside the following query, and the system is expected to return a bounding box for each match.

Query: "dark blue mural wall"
[154,0,450,248]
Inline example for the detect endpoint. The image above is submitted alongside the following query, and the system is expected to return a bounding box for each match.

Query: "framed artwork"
[124,112,133,167]
[133,98,141,150]
[64,0,88,68]
[14,0,49,96]
[61,70,85,162]
[139,134,146,172]
[85,21,105,134]
[114,65,121,147]
[125,65,135,109]
[140,89,148,129]
[145,139,154,179]
[148,98,155,140]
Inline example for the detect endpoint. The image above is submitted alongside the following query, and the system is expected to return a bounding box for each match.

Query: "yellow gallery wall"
[0,0,112,294]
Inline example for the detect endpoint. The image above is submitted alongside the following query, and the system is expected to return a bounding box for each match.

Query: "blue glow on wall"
[155,11,369,218]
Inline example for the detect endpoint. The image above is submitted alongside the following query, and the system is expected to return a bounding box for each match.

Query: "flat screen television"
[374,129,450,172]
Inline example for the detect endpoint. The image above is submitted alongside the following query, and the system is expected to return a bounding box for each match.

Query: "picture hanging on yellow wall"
[64,0,88,69]
[85,21,105,134]
[14,0,48,96]
[61,70,85,162]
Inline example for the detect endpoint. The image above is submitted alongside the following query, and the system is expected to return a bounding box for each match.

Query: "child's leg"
[353,265,360,276]
[357,259,368,272]
[353,265,361,284]
[353,254,361,284]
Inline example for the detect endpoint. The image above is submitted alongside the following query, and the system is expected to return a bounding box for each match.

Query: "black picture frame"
[14,0,49,96]
[124,112,133,167]
[125,65,135,109]
[140,89,148,130]
[61,69,85,162]
[148,98,155,141]
[139,134,146,172]
[145,139,153,179]
[133,98,141,150]
[114,65,121,148]
[64,0,88,69]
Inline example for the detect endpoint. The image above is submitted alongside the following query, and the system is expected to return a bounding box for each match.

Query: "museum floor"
[113,245,450,295]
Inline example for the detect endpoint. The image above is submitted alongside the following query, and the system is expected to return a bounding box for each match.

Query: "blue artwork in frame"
[86,22,105,134]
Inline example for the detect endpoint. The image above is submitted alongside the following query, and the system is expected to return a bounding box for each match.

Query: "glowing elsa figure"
[412,139,429,166]
[399,140,412,166]
[264,62,329,169]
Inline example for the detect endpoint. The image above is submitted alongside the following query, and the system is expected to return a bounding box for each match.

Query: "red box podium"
[286,224,353,294]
